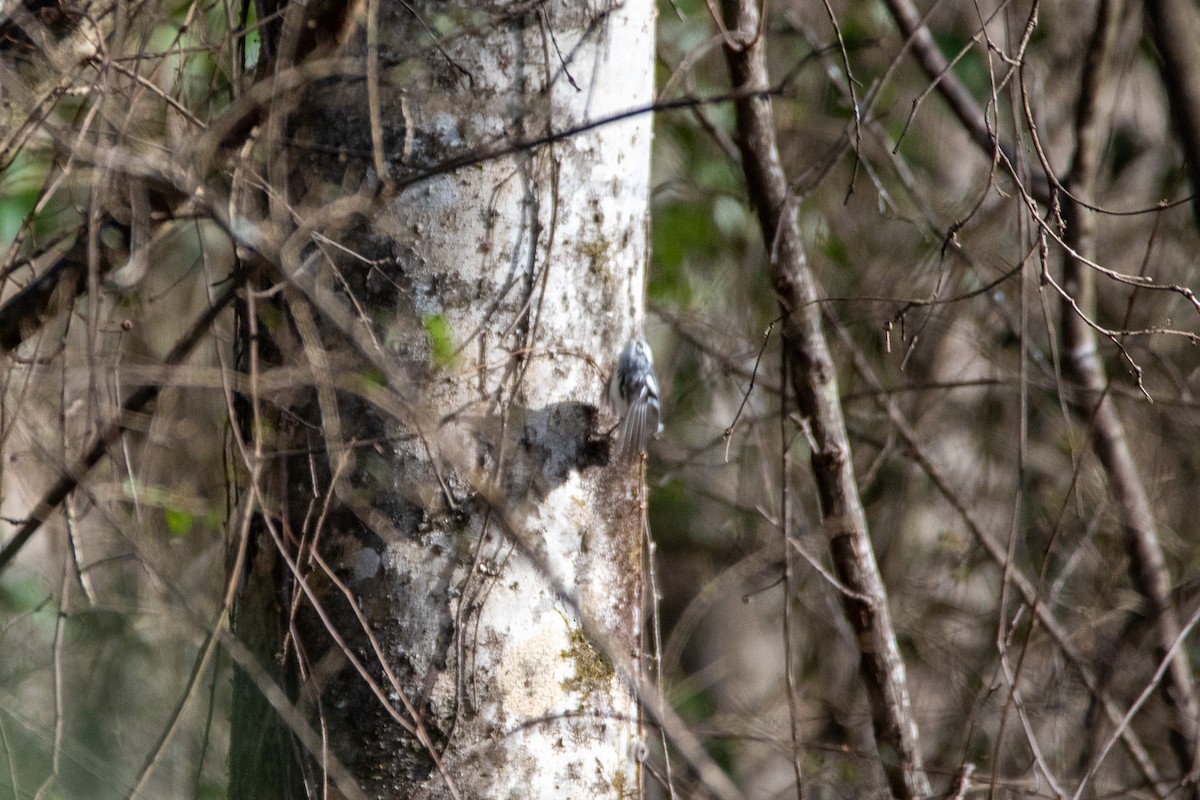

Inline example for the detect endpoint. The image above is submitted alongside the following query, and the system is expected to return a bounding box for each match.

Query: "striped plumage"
[606,336,663,461]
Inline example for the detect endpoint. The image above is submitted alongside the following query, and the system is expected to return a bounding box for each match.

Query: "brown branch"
[830,315,1169,795]
[880,0,1200,310]
[871,0,1200,783]
[880,0,1053,205]
[1062,0,1200,787]
[883,0,999,162]
[1144,0,1200,227]
[216,627,370,800]
[779,349,805,799]
[719,1,930,797]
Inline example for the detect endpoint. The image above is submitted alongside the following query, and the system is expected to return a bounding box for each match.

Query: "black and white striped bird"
[606,336,663,461]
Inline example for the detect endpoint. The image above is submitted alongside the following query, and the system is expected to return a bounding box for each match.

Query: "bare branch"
[832,315,1170,794]
[1060,0,1200,786]
[719,1,930,796]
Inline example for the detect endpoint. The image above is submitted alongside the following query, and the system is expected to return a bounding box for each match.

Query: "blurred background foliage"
[649,0,1200,796]
[1,0,1200,797]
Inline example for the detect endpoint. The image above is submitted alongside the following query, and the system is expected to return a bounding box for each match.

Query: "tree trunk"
[230,2,655,797]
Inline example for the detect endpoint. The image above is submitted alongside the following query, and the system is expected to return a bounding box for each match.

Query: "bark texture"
[230,2,655,797]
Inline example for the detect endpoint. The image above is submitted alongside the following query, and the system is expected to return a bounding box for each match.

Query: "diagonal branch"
[719,1,930,797]
[0,235,85,352]
[880,0,1053,205]
[831,314,1169,794]
[875,0,1200,787]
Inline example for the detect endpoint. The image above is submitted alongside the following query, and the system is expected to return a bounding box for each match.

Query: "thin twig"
[723,319,777,459]
[1060,0,1200,787]
[831,314,1168,793]
[1073,604,1200,799]
[780,348,805,800]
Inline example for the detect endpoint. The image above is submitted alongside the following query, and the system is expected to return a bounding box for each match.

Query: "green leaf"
[165,508,194,537]
[423,313,455,366]
[0,152,48,250]
[360,366,387,387]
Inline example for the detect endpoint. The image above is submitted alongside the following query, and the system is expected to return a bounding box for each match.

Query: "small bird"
[605,336,663,461]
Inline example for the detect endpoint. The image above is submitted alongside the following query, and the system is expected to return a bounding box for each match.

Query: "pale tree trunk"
[230,2,656,798]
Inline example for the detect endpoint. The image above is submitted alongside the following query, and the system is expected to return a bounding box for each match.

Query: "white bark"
[361,2,656,796]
